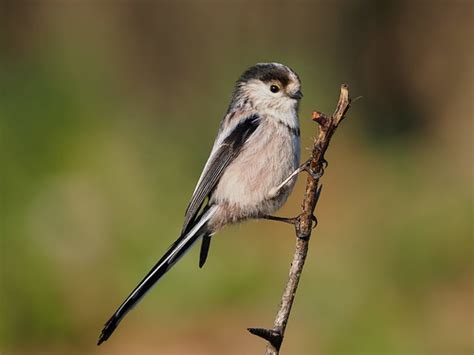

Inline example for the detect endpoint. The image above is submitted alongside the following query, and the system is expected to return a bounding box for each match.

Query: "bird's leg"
[262,215,298,225]
[265,159,324,227]
[262,214,318,228]
[268,159,311,198]
[268,157,326,198]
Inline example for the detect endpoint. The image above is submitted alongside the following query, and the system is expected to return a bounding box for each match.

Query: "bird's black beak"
[290,90,303,100]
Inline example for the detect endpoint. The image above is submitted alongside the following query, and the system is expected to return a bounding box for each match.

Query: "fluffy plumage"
[98,62,302,345]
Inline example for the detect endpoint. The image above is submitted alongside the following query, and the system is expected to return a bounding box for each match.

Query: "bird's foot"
[303,159,325,180]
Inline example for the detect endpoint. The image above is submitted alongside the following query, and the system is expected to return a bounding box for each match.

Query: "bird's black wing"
[181,113,261,234]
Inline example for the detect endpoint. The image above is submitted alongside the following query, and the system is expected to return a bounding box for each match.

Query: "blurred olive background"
[1,1,472,354]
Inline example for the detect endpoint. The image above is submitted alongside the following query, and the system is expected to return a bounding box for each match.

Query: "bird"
[98,62,303,345]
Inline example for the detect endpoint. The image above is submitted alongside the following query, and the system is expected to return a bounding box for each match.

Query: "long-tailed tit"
[98,63,303,345]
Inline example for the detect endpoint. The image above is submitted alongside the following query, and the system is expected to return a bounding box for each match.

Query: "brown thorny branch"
[248,84,352,354]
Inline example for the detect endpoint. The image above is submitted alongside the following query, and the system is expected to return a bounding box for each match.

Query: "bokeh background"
[1,1,472,354]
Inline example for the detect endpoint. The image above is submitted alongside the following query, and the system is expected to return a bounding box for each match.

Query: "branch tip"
[312,111,329,126]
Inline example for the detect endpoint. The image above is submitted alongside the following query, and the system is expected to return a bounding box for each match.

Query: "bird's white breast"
[211,113,300,221]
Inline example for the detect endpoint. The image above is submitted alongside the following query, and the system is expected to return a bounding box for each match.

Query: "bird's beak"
[290,90,303,100]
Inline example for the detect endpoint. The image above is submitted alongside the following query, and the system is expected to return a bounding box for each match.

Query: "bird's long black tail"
[97,205,217,345]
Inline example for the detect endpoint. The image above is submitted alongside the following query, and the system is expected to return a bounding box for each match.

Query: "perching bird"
[98,62,303,345]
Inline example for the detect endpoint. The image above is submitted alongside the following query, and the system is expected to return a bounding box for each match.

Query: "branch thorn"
[248,328,283,350]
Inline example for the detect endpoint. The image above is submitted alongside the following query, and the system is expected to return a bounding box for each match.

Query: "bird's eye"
[270,85,280,93]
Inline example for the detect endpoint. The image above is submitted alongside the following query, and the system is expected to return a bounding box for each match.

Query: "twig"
[248,84,352,354]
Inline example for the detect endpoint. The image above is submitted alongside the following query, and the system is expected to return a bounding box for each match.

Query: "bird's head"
[233,63,303,113]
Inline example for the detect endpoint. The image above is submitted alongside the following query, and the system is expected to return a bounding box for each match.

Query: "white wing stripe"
[168,205,217,261]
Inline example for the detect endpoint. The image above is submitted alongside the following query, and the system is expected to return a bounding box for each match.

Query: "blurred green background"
[1,1,472,354]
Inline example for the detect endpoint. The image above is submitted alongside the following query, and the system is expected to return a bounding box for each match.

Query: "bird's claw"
[304,164,324,180]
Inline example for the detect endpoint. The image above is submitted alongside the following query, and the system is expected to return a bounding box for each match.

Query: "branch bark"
[248,84,352,354]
